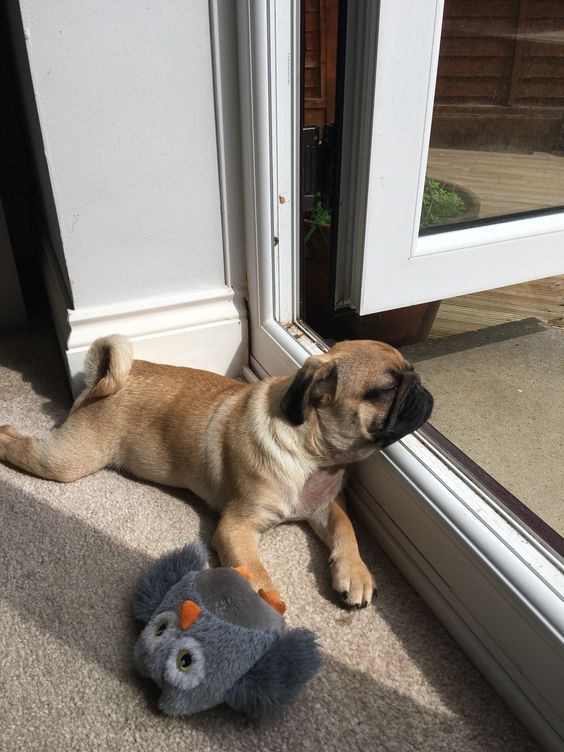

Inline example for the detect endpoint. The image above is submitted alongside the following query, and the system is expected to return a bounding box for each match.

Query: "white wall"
[19,0,225,308]
[15,0,247,386]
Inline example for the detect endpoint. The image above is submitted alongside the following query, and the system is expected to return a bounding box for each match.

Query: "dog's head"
[280,340,433,462]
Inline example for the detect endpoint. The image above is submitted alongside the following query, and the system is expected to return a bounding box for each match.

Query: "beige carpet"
[0,315,540,752]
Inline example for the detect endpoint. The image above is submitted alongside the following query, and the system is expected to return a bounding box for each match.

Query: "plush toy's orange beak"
[178,600,202,631]
[233,565,252,582]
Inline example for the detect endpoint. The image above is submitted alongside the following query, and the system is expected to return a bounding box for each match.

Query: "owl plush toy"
[133,542,320,720]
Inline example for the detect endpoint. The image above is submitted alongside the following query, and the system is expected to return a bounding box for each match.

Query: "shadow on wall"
[0,290,72,424]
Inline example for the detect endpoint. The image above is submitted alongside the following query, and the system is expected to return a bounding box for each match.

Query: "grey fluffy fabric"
[132,548,319,719]
[225,628,321,719]
[133,541,208,622]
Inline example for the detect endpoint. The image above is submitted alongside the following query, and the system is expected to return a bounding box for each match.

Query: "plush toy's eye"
[142,610,177,655]
[176,649,192,672]
[165,636,205,690]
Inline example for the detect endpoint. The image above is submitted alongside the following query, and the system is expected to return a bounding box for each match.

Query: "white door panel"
[356,0,564,316]
[361,213,564,313]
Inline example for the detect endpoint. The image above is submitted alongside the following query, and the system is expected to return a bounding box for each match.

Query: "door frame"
[236,0,317,379]
[226,2,564,748]
[340,0,564,316]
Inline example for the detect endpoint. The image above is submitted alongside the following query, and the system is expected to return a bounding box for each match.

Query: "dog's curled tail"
[83,334,133,398]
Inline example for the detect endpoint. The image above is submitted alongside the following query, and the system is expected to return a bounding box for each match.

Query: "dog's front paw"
[329,553,376,609]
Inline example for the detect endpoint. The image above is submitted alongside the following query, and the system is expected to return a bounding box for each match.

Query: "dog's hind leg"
[0,416,114,482]
[0,334,132,482]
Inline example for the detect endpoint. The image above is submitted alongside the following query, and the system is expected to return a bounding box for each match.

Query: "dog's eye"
[364,386,396,401]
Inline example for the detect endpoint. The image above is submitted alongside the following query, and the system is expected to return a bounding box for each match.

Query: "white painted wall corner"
[42,249,247,397]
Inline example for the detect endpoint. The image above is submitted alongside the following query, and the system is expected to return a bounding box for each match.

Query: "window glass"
[299,0,564,553]
[421,0,564,231]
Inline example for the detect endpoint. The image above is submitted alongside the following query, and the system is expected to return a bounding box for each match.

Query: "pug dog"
[0,336,433,613]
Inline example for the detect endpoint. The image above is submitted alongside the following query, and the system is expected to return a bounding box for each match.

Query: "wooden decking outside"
[425,148,564,339]
[418,150,564,533]
[429,275,564,340]
[426,147,564,220]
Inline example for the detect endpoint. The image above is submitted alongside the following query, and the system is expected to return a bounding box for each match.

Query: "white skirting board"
[42,250,248,397]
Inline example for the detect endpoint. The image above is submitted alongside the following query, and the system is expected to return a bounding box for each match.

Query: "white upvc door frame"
[349,0,564,316]
[232,1,564,750]
[236,0,317,379]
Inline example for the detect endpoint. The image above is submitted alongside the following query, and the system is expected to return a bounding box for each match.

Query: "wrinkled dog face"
[280,340,433,462]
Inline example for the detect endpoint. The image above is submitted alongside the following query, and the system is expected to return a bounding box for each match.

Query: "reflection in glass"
[421,0,564,231]
[301,0,341,334]
[402,274,564,543]
[298,1,564,554]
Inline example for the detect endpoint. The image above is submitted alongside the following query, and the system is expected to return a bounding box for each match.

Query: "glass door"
[236,2,564,748]
[342,0,564,316]
[300,0,564,554]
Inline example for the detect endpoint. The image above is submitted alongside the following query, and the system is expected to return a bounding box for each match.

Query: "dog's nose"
[419,385,434,423]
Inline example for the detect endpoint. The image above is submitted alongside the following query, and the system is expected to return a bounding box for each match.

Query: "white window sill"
[349,433,564,751]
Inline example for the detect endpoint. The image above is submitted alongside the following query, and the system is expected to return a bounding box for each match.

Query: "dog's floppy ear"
[280,358,338,426]
[224,629,320,720]
[133,542,208,622]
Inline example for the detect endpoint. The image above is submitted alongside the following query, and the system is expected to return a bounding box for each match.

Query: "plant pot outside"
[421,179,481,230]
[302,218,333,334]
[303,218,331,259]
[364,301,442,348]
[302,218,441,346]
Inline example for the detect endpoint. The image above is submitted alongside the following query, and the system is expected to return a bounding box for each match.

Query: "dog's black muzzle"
[373,375,434,449]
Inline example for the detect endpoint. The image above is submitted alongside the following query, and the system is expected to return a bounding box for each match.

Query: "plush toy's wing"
[133,541,208,622]
[224,628,320,720]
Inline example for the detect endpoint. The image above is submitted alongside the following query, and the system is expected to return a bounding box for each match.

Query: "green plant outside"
[304,180,467,247]
[304,195,331,248]
[310,198,331,226]
[421,178,466,227]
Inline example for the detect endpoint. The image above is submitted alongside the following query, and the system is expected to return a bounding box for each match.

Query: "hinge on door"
[302,124,337,213]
